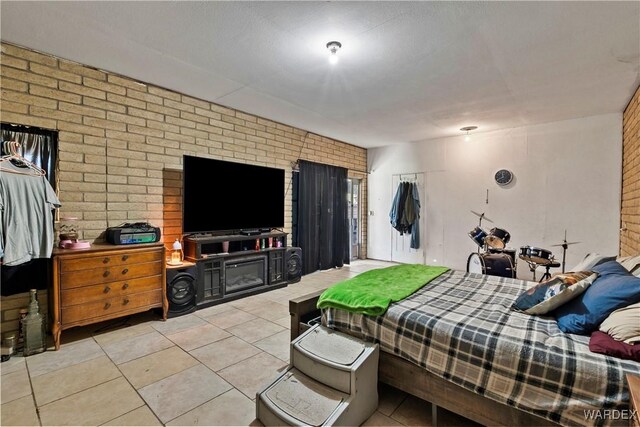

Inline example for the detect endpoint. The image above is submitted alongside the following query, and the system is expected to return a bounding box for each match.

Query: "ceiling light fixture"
[460,126,478,142]
[326,41,342,65]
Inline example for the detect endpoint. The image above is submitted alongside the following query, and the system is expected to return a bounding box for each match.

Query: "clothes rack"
[392,172,420,183]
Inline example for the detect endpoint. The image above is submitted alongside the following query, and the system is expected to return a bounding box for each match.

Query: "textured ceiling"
[1,1,639,148]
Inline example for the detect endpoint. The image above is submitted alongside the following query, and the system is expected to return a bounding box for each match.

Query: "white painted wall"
[368,113,622,279]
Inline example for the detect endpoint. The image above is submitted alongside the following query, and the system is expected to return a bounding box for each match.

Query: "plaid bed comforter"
[322,270,640,426]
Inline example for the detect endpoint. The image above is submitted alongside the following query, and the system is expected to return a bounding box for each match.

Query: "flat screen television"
[182,155,285,234]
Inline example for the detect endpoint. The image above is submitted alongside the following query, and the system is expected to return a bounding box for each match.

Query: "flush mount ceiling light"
[326,41,342,65]
[460,126,478,142]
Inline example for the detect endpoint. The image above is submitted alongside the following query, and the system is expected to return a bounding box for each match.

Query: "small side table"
[166,261,196,270]
[627,374,640,427]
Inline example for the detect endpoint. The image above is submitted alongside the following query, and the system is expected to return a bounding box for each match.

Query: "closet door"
[390,173,425,265]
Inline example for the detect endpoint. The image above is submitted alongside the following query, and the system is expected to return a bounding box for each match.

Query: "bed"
[289,269,640,426]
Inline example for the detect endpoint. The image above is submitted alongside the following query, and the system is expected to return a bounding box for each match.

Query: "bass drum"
[488,247,517,266]
[467,253,516,278]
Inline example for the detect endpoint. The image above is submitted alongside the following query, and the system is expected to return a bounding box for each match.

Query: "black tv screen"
[182,155,285,233]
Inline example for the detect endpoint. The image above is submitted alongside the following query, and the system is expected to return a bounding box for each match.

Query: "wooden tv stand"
[184,231,289,308]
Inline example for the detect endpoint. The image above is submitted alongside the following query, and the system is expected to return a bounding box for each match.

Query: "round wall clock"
[494,169,514,186]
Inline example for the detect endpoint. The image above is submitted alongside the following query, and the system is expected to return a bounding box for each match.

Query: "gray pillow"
[617,255,640,277]
[570,253,616,272]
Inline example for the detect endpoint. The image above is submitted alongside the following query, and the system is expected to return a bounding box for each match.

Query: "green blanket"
[317,264,450,316]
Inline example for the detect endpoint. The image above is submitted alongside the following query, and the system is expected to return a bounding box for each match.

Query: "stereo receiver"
[106,222,161,245]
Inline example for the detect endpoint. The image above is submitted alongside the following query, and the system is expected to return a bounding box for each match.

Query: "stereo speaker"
[166,265,197,318]
[286,247,302,284]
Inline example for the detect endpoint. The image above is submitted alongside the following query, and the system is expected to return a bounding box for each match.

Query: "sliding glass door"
[347,178,361,260]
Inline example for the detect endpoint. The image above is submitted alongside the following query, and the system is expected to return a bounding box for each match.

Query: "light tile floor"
[1,259,478,426]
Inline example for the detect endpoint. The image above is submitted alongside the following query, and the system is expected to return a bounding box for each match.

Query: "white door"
[391,173,425,264]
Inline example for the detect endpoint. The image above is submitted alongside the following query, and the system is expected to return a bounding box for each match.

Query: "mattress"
[322,269,640,426]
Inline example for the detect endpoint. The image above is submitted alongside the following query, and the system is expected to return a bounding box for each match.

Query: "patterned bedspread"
[322,269,640,426]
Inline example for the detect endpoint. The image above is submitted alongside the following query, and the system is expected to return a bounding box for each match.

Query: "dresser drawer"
[60,249,163,273]
[60,261,163,289]
[60,275,163,307]
[61,289,163,324]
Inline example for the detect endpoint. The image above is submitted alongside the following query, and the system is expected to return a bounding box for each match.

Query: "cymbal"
[470,210,494,223]
[551,241,581,247]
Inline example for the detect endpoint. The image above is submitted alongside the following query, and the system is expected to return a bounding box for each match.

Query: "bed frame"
[289,290,558,427]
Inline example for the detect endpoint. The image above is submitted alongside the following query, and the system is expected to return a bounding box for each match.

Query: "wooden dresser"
[51,243,167,350]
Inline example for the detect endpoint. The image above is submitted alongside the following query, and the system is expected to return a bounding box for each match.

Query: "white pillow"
[599,302,640,344]
[569,253,615,273]
[517,272,598,315]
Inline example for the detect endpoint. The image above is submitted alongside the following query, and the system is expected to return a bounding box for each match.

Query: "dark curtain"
[291,172,299,246]
[1,123,58,189]
[1,123,58,296]
[297,160,350,275]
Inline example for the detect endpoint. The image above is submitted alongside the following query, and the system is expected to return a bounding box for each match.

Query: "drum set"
[466,211,564,282]
[466,212,517,279]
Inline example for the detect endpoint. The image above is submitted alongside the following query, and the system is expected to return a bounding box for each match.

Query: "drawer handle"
[123,298,130,305]
[122,255,129,261]
[103,257,110,264]
[122,268,129,275]
[104,286,111,294]
[103,270,110,278]
[104,302,111,310]
[122,283,129,290]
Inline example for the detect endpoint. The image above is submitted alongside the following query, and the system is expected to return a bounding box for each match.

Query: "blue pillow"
[554,261,640,334]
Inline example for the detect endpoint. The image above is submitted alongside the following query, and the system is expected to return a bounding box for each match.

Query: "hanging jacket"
[390,182,412,235]
[410,182,421,249]
[390,182,410,233]
[390,181,421,248]
[389,182,403,230]
[403,182,417,234]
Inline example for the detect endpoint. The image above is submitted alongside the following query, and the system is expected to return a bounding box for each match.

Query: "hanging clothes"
[0,160,61,266]
[402,182,416,233]
[410,182,420,249]
[389,181,421,249]
[389,182,404,231]
[390,182,410,234]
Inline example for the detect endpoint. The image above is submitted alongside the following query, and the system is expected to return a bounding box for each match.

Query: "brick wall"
[0,41,368,252]
[0,41,368,339]
[621,85,640,256]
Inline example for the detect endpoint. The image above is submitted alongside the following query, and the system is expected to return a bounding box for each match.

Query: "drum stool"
[539,261,561,282]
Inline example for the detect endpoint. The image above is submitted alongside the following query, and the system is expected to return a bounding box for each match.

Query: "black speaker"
[286,247,302,284]
[166,265,197,318]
